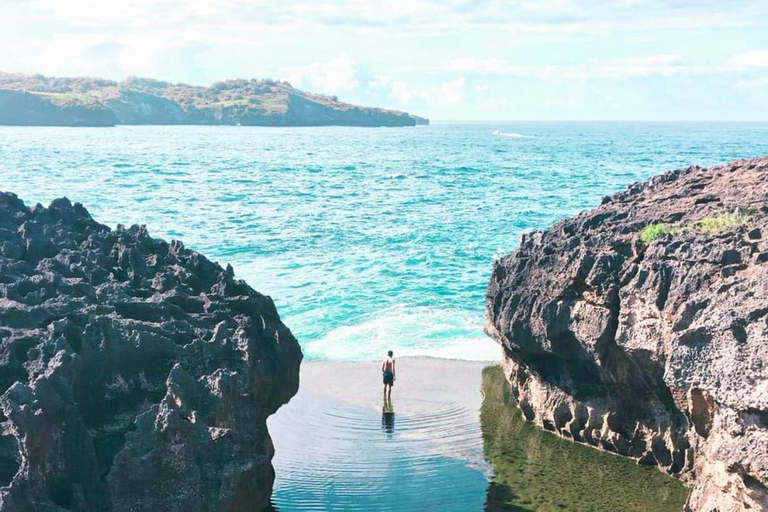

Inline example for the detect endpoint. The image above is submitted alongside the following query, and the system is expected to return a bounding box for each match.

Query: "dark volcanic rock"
[0,193,302,511]
[485,157,768,511]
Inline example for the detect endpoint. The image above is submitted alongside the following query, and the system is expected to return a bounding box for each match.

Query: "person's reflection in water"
[382,397,395,438]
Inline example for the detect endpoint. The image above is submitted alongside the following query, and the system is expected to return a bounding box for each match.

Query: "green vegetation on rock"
[638,223,679,244]
[31,91,99,106]
[694,210,749,234]
[481,366,689,512]
[192,98,250,108]
[639,209,749,244]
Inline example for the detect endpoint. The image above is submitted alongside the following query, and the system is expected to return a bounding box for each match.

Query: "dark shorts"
[383,371,394,386]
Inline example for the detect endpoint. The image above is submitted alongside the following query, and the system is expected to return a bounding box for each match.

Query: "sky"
[1,0,768,120]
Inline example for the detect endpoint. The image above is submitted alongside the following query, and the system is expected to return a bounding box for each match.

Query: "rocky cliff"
[0,90,116,127]
[105,90,188,125]
[485,157,768,511]
[0,72,427,127]
[0,192,302,511]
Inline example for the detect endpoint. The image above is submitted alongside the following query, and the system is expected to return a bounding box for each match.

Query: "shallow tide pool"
[267,361,688,512]
[481,366,689,512]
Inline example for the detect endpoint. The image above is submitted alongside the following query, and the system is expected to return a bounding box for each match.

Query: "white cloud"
[3,0,768,120]
[19,0,768,36]
[544,96,578,110]
[10,28,257,80]
[729,50,768,68]
[30,33,114,74]
[736,76,768,91]
[438,52,768,89]
[439,76,466,105]
[280,55,360,94]
[389,80,414,103]
[440,54,706,81]
[592,54,685,78]
[483,96,513,108]
[24,0,275,29]
[444,58,516,75]
[376,76,465,107]
[368,75,393,89]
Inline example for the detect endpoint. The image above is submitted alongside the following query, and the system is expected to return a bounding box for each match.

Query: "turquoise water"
[1,122,767,360]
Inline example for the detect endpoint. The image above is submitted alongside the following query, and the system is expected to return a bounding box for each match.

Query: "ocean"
[2,122,767,361]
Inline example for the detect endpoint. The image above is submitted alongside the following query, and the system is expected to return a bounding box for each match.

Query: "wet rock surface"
[485,157,768,511]
[0,192,301,511]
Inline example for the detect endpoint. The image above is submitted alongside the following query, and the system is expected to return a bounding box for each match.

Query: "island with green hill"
[0,72,427,127]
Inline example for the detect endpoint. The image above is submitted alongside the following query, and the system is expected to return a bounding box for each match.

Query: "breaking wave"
[302,304,500,362]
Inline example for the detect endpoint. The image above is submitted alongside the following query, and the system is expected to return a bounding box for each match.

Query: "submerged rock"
[481,366,688,512]
[0,192,301,511]
[485,157,768,511]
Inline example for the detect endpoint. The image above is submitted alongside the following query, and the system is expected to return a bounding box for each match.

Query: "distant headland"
[0,72,428,127]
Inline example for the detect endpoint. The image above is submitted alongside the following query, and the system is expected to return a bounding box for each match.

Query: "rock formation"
[485,157,768,511]
[105,90,188,125]
[0,90,116,127]
[0,192,302,511]
[0,72,427,127]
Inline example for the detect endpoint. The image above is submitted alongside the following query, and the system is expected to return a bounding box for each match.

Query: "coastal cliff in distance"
[485,157,768,511]
[0,72,428,127]
[0,192,302,511]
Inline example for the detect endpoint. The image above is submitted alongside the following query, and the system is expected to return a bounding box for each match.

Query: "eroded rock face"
[0,90,116,127]
[485,157,768,511]
[0,193,302,511]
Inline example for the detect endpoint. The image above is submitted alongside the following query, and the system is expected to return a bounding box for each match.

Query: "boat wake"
[492,130,534,138]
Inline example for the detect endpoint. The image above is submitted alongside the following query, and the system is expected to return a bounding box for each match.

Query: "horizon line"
[428,119,768,124]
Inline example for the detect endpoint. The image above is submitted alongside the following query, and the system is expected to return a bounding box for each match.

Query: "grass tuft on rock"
[694,210,749,234]
[639,209,749,244]
[639,223,679,244]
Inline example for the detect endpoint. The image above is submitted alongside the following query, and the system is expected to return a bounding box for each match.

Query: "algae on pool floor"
[481,366,689,512]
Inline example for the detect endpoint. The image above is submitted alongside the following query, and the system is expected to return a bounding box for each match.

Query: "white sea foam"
[302,304,500,362]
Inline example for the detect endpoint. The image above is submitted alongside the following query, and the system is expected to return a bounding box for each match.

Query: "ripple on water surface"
[268,359,492,512]
[269,361,690,512]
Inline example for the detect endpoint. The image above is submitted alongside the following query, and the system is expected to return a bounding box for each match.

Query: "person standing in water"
[382,350,395,399]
